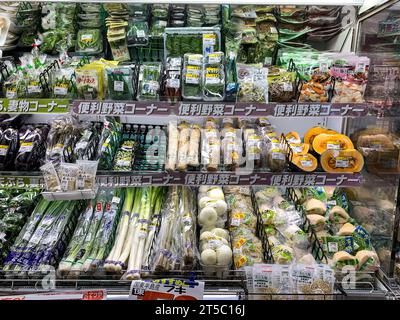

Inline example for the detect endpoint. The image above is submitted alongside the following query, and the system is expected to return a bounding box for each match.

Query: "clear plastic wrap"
[201,127,221,171]
[198,186,228,229]
[151,187,180,272]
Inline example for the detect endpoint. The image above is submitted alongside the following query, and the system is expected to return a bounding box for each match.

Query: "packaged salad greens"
[50,67,75,98]
[182,54,203,100]
[75,68,102,100]
[203,64,225,101]
[127,19,149,46]
[137,62,162,101]
[76,29,103,54]
[75,59,117,100]
[106,66,135,100]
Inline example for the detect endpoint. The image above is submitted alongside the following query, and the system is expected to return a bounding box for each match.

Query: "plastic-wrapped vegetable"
[106,66,135,100]
[137,63,162,101]
[113,140,136,171]
[15,125,49,171]
[232,228,263,269]
[0,190,41,267]
[76,29,103,54]
[97,118,123,170]
[0,126,19,170]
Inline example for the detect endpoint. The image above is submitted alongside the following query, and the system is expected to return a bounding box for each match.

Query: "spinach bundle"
[106,66,135,100]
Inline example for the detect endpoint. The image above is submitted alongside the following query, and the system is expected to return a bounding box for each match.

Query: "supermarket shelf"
[96,171,364,187]
[0,99,395,119]
[2,170,400,188]
[72,100,372,118]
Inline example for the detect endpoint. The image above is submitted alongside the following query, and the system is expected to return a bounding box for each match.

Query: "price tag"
[231,212,245,227]
[136,30,146,38]
[114,80,124,92]
[0,290,106,300]
[327,141,341,150]
[335,157,350,168]
[203,34,216,45]
[0,145,8,156]
[19,142,33,153]
[81,34,93,42]
[129,279,204,300]
[54,86,68,95]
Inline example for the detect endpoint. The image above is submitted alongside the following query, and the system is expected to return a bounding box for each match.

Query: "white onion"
[201,249,217,265]
[211,228,229,240]
[198,196,213,209]
[207,188,225,201]
[216,245,232,266]
[198,206,218,227]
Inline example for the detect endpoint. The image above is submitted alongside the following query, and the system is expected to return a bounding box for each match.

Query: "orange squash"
[304,127,337,150]
[292,153,318,172]
[320,149,364,173]
[312,133,354,155]
[285,131,301,144]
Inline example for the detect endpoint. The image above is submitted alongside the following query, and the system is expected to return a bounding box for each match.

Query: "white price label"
[28,85,41,93]
[113,80,124,92]
[300,160,312,167]
[271,152,285,160]
[166,78,180,89]
[335,159,350,168]
[283,82,293,92]
[136,30,146,38]
[0,145,8,156]
[328,242,339,253]
[54,86,68,95]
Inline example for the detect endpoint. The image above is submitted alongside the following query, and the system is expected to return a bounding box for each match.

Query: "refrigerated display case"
[0,0,399,301]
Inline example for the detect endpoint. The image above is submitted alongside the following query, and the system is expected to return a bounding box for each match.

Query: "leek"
[58,199,96,275]
[70,190,107,276]
[126,187,164,280]
[114,188,143,272]
[104,187,135,272]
